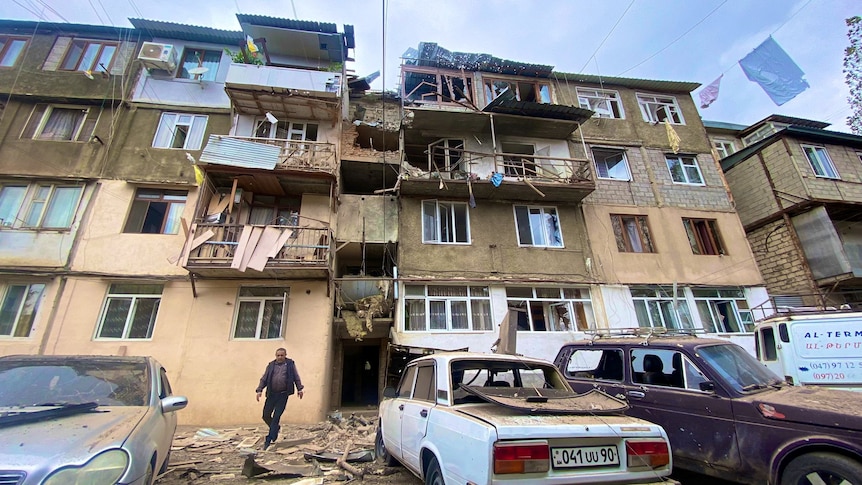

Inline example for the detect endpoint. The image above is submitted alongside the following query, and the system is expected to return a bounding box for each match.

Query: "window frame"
[0,282,45,338]
[576,88,624,119]
[231,287,288,340]
[610,214,655,253]
[592,147,632,181]
[59,39,118,73]
[505,287,595,332]
[713,139,736,159]
[683,218,725,256]
[482,76,551,105]
[403,285,492,332]
[636,93,684,124]
[513,205,563,248]
[801,144,839,179]
[402,66,475,106]
[176,47,221,82]
[0,181,84,230]
[666,155,704,185]
[23,104,99,142]
[123,188,188,235]
[94,284,163,340]
[421,199,470,244]
[152,112,209,150]
[631,286,693,330]
[692,287,753,333]
[0,36,29,68]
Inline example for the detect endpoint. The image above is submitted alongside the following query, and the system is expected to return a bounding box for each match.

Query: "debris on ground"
[156,413,417,484]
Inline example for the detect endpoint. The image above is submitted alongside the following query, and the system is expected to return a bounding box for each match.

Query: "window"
[713,139,736,159]
[683,218,724,255]
[413,365,436,402]
[402,67,475,106]
[637,94,684,124]
[742,122,788,146]
[0,181,83,229]
[404,285,492,332]
[422,200,469,244]
[59,39,117,72]
[0,36,28,67]
[562,348,624,381]
[95,284,162,339]
[801,145,839,179]
[177,48,220,81]
[514,205,562,247]
[501,142,536,177]
[611,214,655,253]
[153,113,208,150]
[577,88,624,119]
[0,283,45,337]
[758,327,778,361]
[592,147,631,180]
[506,287,594,332]
[430,139,465,173]
[22,104,99,142]
[630,348,706,390]
[123,189,187,234]
[483,77,550,105]
[666,155,704,185]
[693,287,753,333]
[253,118,318,141]
[233,287,287,339]
[631,286,693,329]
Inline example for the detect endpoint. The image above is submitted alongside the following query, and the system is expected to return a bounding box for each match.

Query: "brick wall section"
[724,153,778,226]
[747,220,816,295]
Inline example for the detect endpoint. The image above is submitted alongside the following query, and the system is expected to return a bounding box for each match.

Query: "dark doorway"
[341,344,380,407]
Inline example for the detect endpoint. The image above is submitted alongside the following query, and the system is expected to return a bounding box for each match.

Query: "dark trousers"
[262,391,289,441]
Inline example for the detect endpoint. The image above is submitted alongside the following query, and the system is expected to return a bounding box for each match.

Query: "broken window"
[124,188,187,234]
[501,143,536,177]
[506,287,594,332]
[665,155,703,185]
[422,200,470,244]
[402,67,473,106]
[592,147,631,181]
[611,214,654,253]
[636,94,684,124]
[577,88,624,119]
[429,139,465,173]
[0,283,45,337]
[153,113,208,149]
[96,284,162,339]
[483,77,550,105]
[682,218,724,255]
[22,104,100,142]
[403,285,491,332]
[693,287,753,333]
[233,287,288,339]
[514,205,562,247]
[631,286,692,330]
[0,181,84,229]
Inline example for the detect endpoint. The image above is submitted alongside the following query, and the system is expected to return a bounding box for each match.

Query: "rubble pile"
[156,414,413,484]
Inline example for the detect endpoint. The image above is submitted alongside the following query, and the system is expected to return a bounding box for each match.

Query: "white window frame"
[152,112,208,150]
[713,139,736,159]
[422,199,470,244]
[666,155,704,185]
[95,284,162,340]
[0,282,45,338]
[631,286,693,330]
[505,287,595,332]
[692,288,753,333]
[636,93,684,124]
[577,88,624,119]
[403,285,492,332]
[801,145,839,179]
[231,287,288,340]
[0,181,84,229]
[513,205,563,247]
[592,147,632,181]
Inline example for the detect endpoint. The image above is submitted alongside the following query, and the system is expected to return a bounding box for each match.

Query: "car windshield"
[697,344,783,393]
[0,360,150,407]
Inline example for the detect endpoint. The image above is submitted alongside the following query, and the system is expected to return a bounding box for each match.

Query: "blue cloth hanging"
[490,172,503,187]
[739,36,809,106]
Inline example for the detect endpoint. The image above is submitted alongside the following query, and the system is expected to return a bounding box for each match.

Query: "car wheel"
[375,428,398,466]
[781,452,862,485]
[158,451,171,475]
[144,460,154,485]
[424,455,444,485]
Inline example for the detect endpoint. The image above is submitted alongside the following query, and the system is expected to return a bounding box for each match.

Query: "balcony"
[334,276,395,340]
[200,135,336,176]
[225,63,341,121]
[400,145,595,203]
[182,223,331,278]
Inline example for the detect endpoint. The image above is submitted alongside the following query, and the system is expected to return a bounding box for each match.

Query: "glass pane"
[563,288,588,299]
[685,165,703,184]
[164,202,185,234]
[453,204,468,242]
[239,287,286,297]
[0,186,26,226]
[514,206,532,245]
[535,288,560,298]
[528,208,546,246]
[1,39,26,67]
[13,284,44,338]
[422,201,437,242]
[79,43,101,71]
[99,298,131,338]
[634,300,650,328]
[429,301,447,330]
[141,201,167,234]
[405,300,426,331]
[696,301,717,332]
[234,301,260,338]
[469,287,489,297]
[404,285,425,296]
[0,285,26,335]
[95,45,116,72]
[451,301,468,329]
[260,300,283,339]
[667,158,684,183]
[153,114,176,148]
[128,298,159,338]
[506,287,533,298]
[61,42,84,70]
[171,124,189,149]
[42,186,81,228]
[428,286,467,297]
[188,116,208,150]
[471,300,492,330]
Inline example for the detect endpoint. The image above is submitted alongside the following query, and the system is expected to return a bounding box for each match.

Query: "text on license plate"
[551,445,619,468]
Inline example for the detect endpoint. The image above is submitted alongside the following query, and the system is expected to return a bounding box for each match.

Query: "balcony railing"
[184,223,331,270]
[421,145,592,184]
[202,136,337,175]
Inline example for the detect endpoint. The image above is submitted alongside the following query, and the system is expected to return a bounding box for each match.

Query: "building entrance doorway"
[340,343,380,407]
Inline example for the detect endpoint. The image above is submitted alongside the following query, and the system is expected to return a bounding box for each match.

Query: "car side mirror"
[699,381,716,392]
[383,387,397,399]
[161,395,188,413]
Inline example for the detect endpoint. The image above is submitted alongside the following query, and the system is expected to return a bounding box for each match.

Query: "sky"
[3,0,859,132]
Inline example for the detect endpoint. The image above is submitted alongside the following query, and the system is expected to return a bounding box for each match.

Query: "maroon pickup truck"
[554,332,862,485]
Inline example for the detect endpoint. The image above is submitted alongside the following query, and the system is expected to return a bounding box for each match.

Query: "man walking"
[256,347,304,450]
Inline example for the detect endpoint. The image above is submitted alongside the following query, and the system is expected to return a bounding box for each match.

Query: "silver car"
[0,355,187,485]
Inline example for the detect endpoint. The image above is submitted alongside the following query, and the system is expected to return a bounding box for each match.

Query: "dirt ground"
[155,414,420,485]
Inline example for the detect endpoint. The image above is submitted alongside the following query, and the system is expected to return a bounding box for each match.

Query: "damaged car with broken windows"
[0,355,187,485]
[376,351,677,485]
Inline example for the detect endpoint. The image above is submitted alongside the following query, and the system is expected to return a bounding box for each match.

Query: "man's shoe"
[263,438,271,450]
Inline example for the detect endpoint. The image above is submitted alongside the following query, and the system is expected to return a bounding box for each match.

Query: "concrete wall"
[723,151,780,226]
[746,220,815,296]
[337,194,398,243]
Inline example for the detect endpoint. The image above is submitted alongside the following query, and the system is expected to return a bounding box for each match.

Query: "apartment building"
[706,116,862,307]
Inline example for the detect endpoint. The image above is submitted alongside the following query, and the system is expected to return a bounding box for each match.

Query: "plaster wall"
[336,194,398,243]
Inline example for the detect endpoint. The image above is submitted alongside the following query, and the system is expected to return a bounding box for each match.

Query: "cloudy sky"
[3,0,858,132]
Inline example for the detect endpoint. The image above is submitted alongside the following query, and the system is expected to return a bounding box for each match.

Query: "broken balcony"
[200,135,337,176]
[182,223,332,278]
[334,277,395,340]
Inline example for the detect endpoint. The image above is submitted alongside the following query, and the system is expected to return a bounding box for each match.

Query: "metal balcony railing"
[185,223,331,267]
[421,144,592,184]
[227,137,337,174]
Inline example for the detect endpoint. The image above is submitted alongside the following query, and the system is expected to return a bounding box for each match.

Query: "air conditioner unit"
[138,42,177,72]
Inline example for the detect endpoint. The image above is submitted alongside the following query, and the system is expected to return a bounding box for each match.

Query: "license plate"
[551,445,619,468]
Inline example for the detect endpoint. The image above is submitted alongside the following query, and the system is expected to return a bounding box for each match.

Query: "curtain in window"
[405,300,426,331]
[42,186,81,228]
[164,201,185,234]
[471,300,492,330]
[42,109,81,140]
[235,301,260,338]
[153,114,176,148]
[198,50,220,81]
[544,211,562,246]
[429,301,447,330]
[450,301,468,329]
[187,116,208,150]
[259,300,283,339]
[623,218,643,252]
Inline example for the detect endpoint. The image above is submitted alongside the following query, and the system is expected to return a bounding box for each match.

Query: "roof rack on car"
[584,327,703,344]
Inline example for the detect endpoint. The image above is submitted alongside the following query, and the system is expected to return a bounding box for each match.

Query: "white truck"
[754,311,862,391]
[376,351,677,485]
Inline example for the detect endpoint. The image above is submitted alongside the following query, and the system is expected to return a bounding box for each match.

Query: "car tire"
[375,428,398,466]
[781,452,862,485]
[144,460,154,485]
[158,451,171,475]
[424,455,444,485]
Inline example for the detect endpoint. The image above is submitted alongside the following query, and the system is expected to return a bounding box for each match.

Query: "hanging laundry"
[490,172,503,187]
[193,165,205,186]
[468,180,476,208]
[664,120,681,154]
[246,35,259,53]
[699,75,722,108]
[738,36,809,106]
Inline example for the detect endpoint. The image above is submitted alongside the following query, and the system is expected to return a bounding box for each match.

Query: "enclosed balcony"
[225,63,341,122]
[200,134,336,177]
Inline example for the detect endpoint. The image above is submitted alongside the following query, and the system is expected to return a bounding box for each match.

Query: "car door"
[625,348,741,474]
[557,346,628,400]
[400,362,436,474]
[156,368,178,457]
[381,365,416,462]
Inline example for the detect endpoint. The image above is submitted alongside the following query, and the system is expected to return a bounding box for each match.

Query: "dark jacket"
[256,358,304,397]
